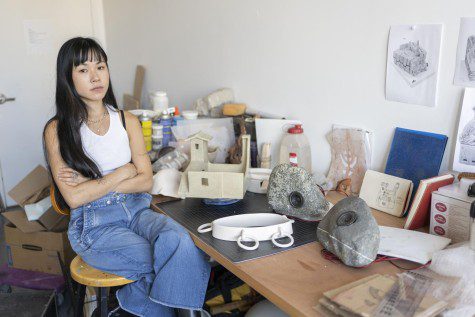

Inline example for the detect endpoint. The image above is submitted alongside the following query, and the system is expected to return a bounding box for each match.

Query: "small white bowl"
[128,109,160,120]
[182,110,198,120]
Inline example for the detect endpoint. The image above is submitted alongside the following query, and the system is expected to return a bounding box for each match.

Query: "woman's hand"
[57,166,90,187]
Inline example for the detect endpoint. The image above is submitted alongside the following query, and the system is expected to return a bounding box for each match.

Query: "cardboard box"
[430,182,475,243]
[6,165,66,232]
[4,221,74,275]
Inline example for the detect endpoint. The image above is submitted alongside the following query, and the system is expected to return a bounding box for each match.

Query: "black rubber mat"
[155,192,318,263]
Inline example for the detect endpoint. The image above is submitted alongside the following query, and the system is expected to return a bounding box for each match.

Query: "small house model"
[178,132,250,199]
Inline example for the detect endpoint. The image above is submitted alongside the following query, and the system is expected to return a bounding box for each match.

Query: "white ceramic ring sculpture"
[197,213,295,251]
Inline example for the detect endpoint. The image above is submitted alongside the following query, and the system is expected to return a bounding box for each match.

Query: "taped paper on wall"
[385,24,443,107]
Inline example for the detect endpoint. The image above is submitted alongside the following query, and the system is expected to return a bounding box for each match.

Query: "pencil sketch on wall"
[386,24,443,107]
[453,88,475,173]
[454,18,475,87]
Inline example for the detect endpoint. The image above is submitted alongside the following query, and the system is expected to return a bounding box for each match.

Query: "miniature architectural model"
[178,132,250,199]
[393,41,428,76]
[465,36,475,81]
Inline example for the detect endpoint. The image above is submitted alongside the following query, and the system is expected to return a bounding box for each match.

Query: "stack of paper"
[314,274,447,317]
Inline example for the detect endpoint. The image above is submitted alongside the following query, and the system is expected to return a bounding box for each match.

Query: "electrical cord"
[320,249,430,270]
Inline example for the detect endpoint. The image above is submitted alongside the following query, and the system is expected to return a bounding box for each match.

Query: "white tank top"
[80,105,131,175]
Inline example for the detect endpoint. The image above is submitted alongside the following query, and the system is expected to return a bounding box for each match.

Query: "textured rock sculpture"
[317,196,380,267]
[466,36,475,81]
[267,164,330,221]
[393,41,428,76]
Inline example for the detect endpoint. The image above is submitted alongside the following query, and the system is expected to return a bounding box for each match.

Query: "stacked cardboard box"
[430,182,475,244]
[2,165,74,275]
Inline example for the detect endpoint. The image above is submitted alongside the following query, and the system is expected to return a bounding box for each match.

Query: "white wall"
[0,0,104,206]
[102,0,475,176]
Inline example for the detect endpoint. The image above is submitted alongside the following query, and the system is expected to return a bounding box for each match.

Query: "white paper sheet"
[453,88,475,173]
[385,24,443,107]
[23,19,54,55]
[378,226,451,264]
[454,18,475,87]
[24,196,52,221]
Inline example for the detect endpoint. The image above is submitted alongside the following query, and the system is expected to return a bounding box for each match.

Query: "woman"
[43,37,210,316]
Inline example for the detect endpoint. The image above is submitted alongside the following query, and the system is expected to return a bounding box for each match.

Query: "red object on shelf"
[288,124,303,134]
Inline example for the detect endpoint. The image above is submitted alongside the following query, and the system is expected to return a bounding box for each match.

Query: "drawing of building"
[465,36,475,81]
[393,41,428,76]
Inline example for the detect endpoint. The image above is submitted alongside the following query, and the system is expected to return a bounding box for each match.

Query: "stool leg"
[75,284,86,317]
[97,287,109,317]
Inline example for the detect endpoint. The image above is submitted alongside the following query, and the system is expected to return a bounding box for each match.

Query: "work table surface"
[151,191,412,317]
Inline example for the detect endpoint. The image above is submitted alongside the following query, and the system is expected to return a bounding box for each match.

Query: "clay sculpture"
[267,164,330,221]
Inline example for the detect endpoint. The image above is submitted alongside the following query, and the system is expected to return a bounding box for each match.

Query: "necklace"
[87,110,109,134]
[87,110,108,124]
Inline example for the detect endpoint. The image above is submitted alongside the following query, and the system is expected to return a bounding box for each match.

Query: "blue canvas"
[384,127,448,202]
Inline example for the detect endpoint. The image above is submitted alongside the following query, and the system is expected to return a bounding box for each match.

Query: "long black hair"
[43,37,118,209]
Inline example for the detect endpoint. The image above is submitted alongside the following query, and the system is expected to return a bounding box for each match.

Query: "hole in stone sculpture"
[289,191,304,208]
[195,143,199,150]
[202,178,209,186]
[337,211,358,226]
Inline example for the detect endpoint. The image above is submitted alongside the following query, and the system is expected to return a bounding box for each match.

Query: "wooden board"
[152,191,420,317]
[123,93,139,111]
[133,65,145,102]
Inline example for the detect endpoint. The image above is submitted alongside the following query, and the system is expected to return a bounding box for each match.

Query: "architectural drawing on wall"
[386,24,443,107]
[377,182,399,210]
[392,41,435,87]
[453,88,475,173]
[466,36,475,81]
[454,18,475,87]
[394,41,428,76]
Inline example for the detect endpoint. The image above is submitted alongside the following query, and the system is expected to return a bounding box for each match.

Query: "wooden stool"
[70,256,133,317]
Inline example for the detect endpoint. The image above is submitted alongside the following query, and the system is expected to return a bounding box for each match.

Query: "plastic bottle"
[139,113,152,152]
[149,91,168,113]
[152,122,164,151]
[160,110,173,147]
[170,106,183,125]
[279,124,312,173]
[152,149,189,172]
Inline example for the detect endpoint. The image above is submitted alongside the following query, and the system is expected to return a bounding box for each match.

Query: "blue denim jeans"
[67,192,211,316]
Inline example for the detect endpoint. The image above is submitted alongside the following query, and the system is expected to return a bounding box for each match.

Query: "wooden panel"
[133,65,145,102]
[123,93,140,111]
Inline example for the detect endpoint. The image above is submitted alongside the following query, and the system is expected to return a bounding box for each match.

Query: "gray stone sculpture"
[317,196,380,267]
[267,164,330,221]
[465,36,475,81]
[393,41,428,76]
